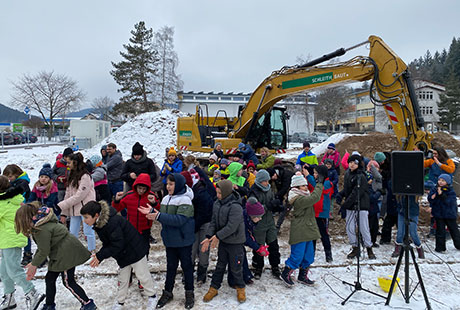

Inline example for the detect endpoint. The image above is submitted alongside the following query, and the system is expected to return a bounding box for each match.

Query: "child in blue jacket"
[427,174,460,252]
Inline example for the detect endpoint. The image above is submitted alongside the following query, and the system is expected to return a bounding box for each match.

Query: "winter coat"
[327,167,339,198]
[428,186,458,219]
[158,176,195,247]
[219,167,230,179]
[11,172,31,201]
[194,166,217,201]
[272,165,294,201]
[296,150,318,167]
[243,210,260,251]
[53,159,68,190]
[160,157,183,184]
[106,150,124,182]
[369,165,383,192]
[424,158,455,186]
[321,150,341,169]
[192,180,214,233]
[121,151,157,190]
[91,165,108,187]
[248,183,277,244]
[257,154,275,170]
[0,187,27,249]
[228,162,250,197]
[288,183,323,245]
[93,201,148,268]
[31,209,90,271]
[207,163,219,177]
[112,174,158,234]
[207,191,245,244]
[58,173,96,217]
[150,163,164,193]
[313,179,333,218]
[28,181,59,213]
[238,144,259,165]
[213,149,224,160]
[339,167,370,211]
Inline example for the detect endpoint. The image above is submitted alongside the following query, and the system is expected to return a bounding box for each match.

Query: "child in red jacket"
[112,173,159,254]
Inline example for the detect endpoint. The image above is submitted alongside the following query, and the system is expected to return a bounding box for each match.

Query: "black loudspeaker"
[391,151,424,195]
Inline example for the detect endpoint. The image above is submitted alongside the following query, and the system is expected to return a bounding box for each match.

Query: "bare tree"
[10,71,84,138]
[152,26,183,108]
[315,86,351,132]
[92,96,115,121]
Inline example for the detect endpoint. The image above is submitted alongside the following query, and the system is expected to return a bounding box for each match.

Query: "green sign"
[282,72,333,89]
[12,123,23,133]
[179,130,192,137]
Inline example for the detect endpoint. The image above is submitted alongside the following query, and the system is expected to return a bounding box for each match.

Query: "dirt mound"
[334,132,399,160]
[432,132,460,156]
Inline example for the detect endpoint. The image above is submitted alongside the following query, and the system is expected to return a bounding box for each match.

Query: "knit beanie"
[220,158,230,166]
[89,155,102,167]
[180,171,193,188]
[438,174,452,185]
[274,158,283,166]
[238,142,245,149]
[63,147,73,157]
[246,197,265,217]
[168,147,177,156]
[348,154,362,165]
[291,175,308,187]
[190,169,200,187]
[213,170,221,177]
[39,163,53,178]
[217,179,233,199]
[324,158,334,166]
[374,152,386,163]
[132,142,144,156]
[255,169,270,183]
[209,154,218,162]
[327,143,336,150]
[247,160,256,170]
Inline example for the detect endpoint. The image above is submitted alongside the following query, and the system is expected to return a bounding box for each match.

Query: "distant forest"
[0,103,29,123]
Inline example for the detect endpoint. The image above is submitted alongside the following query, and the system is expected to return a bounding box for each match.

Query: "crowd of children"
[1,139,459,310]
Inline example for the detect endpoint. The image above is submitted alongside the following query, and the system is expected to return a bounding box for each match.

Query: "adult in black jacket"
[337,154,376,259]
[121,142,157,191]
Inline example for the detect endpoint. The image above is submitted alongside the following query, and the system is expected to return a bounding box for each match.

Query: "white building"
[176,91,316,135]
[413,79,445,132]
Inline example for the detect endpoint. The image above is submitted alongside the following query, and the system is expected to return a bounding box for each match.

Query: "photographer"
[424,146,455,190]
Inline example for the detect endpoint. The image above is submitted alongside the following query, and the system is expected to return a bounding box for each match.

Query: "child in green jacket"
[0,176,44,310]
[15,202,96,310]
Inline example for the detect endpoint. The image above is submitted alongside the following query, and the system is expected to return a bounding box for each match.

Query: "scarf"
[32,207,50,224]
[288,187,310,205]
[255,179,271,192]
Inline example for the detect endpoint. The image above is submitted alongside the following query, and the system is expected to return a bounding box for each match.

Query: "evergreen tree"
[110,21,159,117]
[438,76,460,127]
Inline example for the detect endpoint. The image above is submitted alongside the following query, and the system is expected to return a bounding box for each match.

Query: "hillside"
[0,103,29,123]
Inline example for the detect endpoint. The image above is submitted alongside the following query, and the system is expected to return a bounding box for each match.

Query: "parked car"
[290,132,319,143]
[59,132,70,142]
[24,133,38,143]
[12,133,25,144]
[1,133,15,145]
[311,132,329,143]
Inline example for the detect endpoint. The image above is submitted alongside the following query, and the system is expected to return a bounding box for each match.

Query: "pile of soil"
[431,132,460,156]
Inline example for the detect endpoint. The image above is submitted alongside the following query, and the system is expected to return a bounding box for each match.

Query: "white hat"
[291,175,308,187]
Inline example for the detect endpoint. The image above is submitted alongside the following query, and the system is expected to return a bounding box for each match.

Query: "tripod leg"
[385,246,405,305]
[341,289,357,305]
[409,248,432,310]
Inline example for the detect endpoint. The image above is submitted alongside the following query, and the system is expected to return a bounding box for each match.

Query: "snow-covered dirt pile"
[85,109,187,164]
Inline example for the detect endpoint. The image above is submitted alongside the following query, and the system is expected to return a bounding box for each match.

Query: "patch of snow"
[312,133,350,156]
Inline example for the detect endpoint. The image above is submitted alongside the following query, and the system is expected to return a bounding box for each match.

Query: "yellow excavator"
[177,35,432,154]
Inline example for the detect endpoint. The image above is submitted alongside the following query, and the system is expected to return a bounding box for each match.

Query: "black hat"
[234,151,242,158]
[266,167,276,177]
[132,142,144,156]
[63,147,73,157]
[315,165,329,179]
[347,154,362,165]
[303,141,310,148]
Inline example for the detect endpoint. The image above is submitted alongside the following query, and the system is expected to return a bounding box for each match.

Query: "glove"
[273,203,285,213]
[267,199,282,211]
[256,245,270,257]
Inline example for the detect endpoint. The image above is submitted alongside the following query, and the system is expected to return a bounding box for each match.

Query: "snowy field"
[1,113,460,309]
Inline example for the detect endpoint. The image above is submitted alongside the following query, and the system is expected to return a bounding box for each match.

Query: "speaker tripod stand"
[385,195,431,309]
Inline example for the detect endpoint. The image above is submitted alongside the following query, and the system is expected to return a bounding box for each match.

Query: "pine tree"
[110,21,159,117]
[438,76,460,128]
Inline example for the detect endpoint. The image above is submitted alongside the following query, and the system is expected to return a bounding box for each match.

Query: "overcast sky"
[1,0,459,112]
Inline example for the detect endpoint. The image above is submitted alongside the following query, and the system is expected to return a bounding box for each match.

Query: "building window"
[183,95,194,100]
[233,97,244,101]
[221,97,232,101]
[195,96,206,100]
[208,96,219,100]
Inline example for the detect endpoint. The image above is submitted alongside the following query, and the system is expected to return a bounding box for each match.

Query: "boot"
[156,290,173,309]
[25,289,45,310]
[347,247,359,259]
[184,290,194,309]
[253,268,263,280]
[196,266,207,285]
[297,268,315,286]
[325,251,333,263]
[367,247,376,259]
[416,246,425,259]
[0,292,16,310]
[271,266,281,279]
[236,287,246,303]
[80,299,97,310]
[203,287,218,303]
[280,266,295,287]
[391,244,402,258]
[21,252,33,267]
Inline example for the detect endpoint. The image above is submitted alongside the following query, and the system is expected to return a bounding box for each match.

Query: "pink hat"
[246,197,265,217]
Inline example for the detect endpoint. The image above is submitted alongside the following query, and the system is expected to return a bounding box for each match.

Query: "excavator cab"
[245,107,288,150]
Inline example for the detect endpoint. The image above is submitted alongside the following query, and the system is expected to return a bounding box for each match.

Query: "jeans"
[45,267,89,306]
[165,245,194,292]
[285,241,315,270]
[396,213,421,247]
[0,248,35,295]
[69,216,96,251]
